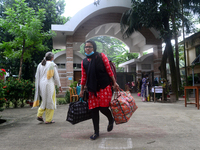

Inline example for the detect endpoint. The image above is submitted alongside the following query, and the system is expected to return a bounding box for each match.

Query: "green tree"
[80,36,129,59]
[22,0,68,80]
[80,36,139,72]
[0,0,15,69]
[120,0,200,100]
[113,50,139,72]
[26,0,67,44]
[0,0,68,80]
[0,0,54,79]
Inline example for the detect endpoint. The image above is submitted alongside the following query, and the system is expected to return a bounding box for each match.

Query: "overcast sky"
[62,0,199,44]
[63,0,94,17]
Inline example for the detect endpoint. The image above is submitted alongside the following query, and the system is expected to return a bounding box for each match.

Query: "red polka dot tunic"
[81,53,114,109]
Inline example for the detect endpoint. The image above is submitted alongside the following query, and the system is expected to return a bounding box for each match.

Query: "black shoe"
[37,117,44,122]
[90,134,99,140]
[107,118,114,132]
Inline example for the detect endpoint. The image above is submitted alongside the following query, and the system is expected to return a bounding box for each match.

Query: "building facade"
[51,0,162,95]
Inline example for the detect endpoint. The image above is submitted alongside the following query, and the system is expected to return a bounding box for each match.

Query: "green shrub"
[65,91,70,103]
[70,81,78,88]
[57,98,67,105]
[4,77,34,108]
[0,80,7,111]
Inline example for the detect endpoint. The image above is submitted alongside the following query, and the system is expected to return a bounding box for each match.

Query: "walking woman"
[79,40,119,140]
[141,74,148,102]
[33,52,62,124]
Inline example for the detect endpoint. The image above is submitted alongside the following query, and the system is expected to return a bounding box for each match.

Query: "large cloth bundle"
[110,89,138,125]
[66,100,92,125]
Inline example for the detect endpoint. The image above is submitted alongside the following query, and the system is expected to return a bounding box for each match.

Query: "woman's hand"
[79,90,84,97]
[59,87,62,93]
[110,76,119,90]
[113,82,119,90]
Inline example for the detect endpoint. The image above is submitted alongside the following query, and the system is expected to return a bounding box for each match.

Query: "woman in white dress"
[33,52,62,124]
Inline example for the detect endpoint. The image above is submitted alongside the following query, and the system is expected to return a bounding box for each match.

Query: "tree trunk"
[181,0,188,86]
[160,45,168,79]
[174,33,182,95]
[171,10,181,98]
[162,3,178,101]
[160,45,168,102]
[18,39,25,79]
[166,38,178,101]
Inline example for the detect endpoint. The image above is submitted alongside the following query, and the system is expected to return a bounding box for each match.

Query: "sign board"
[151,86,163,93]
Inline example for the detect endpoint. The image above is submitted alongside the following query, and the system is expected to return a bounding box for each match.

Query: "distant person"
[141,74,148,102]
[79,40,119,140]
[136,78,141,93]
[76,79,81,95]
[33,52,62,124]
[154,77,159,86]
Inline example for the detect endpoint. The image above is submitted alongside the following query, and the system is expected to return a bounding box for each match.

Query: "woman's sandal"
[90,134,99,140]
[107,118,114,132]
[37,117,44,122]
[45,120,55,124]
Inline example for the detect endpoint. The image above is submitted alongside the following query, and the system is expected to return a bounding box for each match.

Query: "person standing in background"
[141,74,148,102]
[76,79,81,95]
[136,78,141,93]
[33,52,62,124]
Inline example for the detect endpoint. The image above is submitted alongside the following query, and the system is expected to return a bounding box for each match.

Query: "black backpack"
[100,53,117,85]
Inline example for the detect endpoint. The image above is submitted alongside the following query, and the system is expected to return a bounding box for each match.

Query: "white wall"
[73,55,82,64]
[54,54,66,63]
[54,53,83,64]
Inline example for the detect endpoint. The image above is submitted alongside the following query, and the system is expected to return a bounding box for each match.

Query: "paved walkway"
[0,93,199,150]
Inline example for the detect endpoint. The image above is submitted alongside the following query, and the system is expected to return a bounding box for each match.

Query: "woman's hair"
[84,40,97,52]
[145,74,148,78]
[41,52,54,66]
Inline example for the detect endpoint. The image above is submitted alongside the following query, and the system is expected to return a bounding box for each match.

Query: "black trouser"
[91,107,113,135]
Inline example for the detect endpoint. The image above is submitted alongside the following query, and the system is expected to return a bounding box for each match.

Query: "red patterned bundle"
[110,88,138,125]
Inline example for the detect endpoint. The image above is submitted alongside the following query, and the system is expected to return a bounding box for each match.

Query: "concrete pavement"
[0,93,200,150]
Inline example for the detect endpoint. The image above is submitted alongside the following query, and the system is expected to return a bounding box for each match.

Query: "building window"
[195,45,200,57]
[56,63,65,69]
[141,64,151,69]
[73,63,81,69]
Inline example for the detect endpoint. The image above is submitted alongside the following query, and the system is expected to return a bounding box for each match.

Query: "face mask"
[52,60,54,62]
[85,51,94,56]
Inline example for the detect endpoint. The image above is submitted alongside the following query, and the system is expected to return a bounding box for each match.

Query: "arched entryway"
[51,0,162,95]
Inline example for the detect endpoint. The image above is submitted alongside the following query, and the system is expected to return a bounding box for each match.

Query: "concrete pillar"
[136,70,142,80]
[139,52,143,57]
[66,36,74,89]
[136,63,142,80]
